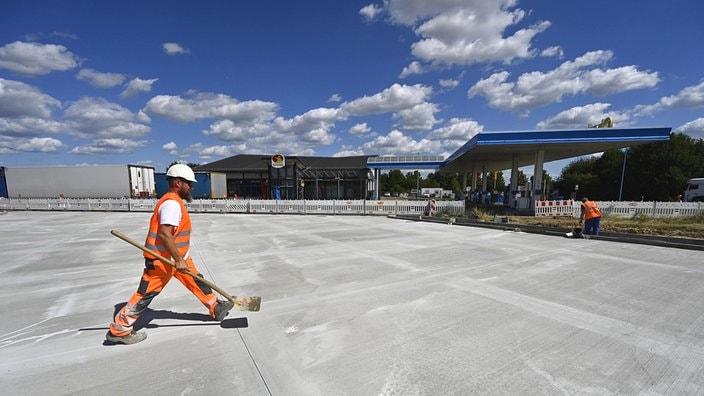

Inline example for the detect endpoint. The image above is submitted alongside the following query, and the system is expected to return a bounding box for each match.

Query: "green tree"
[474,171,507,192]
[554,157,600,199]
[624,133,704,200]
[380,169,409,194]
[518,169,528,186]
[593,149,626,199]
[554,133,704,201]
[406,171,421,192]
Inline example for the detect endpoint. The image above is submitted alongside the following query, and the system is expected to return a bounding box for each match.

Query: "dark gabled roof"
[297,155,373,169]
[194,154,374,172]
[194,154,270,172]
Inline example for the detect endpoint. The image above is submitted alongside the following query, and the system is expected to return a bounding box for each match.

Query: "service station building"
[195,127,671,211]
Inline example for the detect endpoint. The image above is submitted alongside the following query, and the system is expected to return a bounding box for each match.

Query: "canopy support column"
[531,149,545,212]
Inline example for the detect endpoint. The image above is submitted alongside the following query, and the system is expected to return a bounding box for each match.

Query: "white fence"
[0,198,465,217]
[534,200,704,218]
[4,197,699,219]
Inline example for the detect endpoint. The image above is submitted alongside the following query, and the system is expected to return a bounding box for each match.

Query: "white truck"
[684,178,704,202]
[3,164,156,198]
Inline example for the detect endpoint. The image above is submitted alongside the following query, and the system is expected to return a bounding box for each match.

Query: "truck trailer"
[155,172,228,199]
[3,165,156,198]
[0,167,8,198]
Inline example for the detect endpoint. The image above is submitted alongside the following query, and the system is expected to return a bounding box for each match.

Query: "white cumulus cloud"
[163,42,189,55]
[76,68,126,88]
[0,41,80,75]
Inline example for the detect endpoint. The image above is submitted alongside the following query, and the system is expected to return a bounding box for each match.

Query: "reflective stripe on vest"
[143,192,192,260]
[582,201,602,220]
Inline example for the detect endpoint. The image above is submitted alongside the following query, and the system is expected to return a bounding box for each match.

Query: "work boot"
[105,329,147,345]
[213,300,235,321]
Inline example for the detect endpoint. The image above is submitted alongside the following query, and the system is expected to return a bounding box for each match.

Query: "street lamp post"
[619,148,628,201]
[336,175,341,199]
[416,152,421,198]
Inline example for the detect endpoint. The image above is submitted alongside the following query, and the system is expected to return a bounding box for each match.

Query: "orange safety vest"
[582,200,602,220]
[144,192,191,260]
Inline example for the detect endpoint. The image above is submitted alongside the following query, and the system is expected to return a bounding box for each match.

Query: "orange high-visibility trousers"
[110,258,218,336]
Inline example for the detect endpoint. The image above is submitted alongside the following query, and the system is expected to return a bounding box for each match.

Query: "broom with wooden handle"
[110,229,261,312]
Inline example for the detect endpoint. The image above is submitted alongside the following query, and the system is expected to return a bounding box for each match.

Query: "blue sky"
[1,0,703,177]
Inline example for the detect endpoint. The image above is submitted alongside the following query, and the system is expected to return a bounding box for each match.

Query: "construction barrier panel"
[428,199,437,216]
[249,199,280,214]
[226,200,249,213]
[333,200,366,214]
[311,200,337,214]
[367,200,396,215]
[394,200,430,215]
[534,200,578,217]
[188,199,230,213]
[275,200,308,214]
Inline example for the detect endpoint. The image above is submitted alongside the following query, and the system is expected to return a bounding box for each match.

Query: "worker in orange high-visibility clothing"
[107,164,234,345]
[580,197,603,236]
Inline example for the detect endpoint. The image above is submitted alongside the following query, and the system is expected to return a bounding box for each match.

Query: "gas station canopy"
[439,127,672,173]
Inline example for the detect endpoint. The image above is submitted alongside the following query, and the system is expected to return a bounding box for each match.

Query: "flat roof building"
[195,154,375,200]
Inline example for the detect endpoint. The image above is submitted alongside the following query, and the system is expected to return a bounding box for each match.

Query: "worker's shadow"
[96,303,248,345]
[115,302,249,330]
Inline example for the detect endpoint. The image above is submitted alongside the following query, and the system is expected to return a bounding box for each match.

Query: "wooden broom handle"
[110,229,235,303]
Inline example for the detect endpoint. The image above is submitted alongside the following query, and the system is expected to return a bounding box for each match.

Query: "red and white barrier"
[429,199,437,216]
[534,200,578,217]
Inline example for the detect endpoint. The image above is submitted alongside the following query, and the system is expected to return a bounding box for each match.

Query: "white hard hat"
[166,163,197,183]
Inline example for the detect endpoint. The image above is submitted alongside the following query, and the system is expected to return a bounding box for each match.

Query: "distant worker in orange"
[580,197,603,236]
[106,164,234,345]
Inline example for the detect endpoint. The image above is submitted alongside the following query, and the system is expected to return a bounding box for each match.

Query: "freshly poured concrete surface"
[1,211,703,395]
